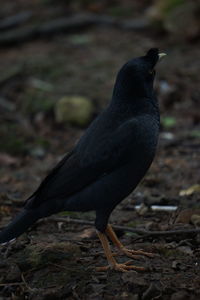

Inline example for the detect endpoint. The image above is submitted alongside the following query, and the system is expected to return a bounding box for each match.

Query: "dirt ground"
[0,1,200,299]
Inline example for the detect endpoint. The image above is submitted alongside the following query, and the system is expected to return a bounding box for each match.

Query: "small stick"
[48,217,200,237]
[21,273,37,292]
[48,217,145,234]
[0,282,24,287]
[0,11,32,31]
[0,14,149,47]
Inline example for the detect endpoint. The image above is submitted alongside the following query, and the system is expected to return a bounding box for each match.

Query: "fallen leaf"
[0,205,12,216]
[172,260,181,270]
[142,283,160,300]
[176,209,200,224]
[136,203,148,216]
[178,246,193,256]
[77,228,96,239]
[190,214,200,227]
[170,291,190,300]
[179,184,200,196]
[0,153,19,166]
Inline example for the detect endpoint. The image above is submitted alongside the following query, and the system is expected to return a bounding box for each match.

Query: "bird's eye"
[149,69,154,75]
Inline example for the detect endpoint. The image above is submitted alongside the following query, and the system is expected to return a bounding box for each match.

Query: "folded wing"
[25,118,139,209]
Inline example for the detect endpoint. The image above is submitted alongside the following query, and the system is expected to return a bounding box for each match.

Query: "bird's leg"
[96,230,145,272]
[105,224,154,259]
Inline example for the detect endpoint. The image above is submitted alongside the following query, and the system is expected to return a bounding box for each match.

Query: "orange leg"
[106,224,154,259]
[96,230,145,272]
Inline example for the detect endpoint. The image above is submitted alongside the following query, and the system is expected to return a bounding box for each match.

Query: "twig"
[49,216,145,234]
[0,13,149,47]
[48,216,200,238]
[0,11,32,31]
[133,228,200,238]
[21,273,37,292]
[0,282,24,287]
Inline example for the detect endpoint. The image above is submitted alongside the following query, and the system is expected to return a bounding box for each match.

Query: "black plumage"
[0,48,164,271]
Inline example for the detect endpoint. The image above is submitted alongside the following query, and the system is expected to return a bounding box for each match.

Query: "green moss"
[125,232,140,237]
[189,130,200,138]
[161,116,176,128]
[0,121,51,156]
[21,88,54,115]
[108,6,134,17]
[33,265,91,289]
[0,123,28,155]
[158,247,185,258]
[59,211,95,219]
[126,221,141,228]
[26,56,65,80]
[2,137,27,155]
[163,0,185,14]
[16,242,81,270]
[34,136,50,148]
[58,211,81,218]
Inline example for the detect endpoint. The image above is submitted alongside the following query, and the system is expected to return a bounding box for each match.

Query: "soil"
[0,1,200,299]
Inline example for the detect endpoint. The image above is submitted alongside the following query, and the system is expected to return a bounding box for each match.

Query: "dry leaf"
[179,184,200,196]
[191,214,200,227]
[0,153,19,166]
[175,209,200,224]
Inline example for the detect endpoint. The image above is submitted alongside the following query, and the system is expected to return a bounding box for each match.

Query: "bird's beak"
[158,53,167,60]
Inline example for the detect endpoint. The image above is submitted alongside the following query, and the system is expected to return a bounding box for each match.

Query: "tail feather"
[0,209,39,244]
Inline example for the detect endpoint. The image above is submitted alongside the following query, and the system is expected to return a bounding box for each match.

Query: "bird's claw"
[119,247,155,259]
[96,260,146,272]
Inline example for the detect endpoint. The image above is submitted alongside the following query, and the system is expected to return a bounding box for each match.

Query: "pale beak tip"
[158,53,167,60]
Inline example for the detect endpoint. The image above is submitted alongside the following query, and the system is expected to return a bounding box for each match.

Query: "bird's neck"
[109,75,159,117]
[112,71,154,100]
[110,91,159,118]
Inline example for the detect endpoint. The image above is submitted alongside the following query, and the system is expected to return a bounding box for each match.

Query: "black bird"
[0,48,166,272]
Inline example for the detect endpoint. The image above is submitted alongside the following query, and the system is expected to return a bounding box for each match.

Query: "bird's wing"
[25,119,139,209]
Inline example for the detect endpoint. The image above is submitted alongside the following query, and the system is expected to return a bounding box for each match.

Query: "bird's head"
[112,48,166,100]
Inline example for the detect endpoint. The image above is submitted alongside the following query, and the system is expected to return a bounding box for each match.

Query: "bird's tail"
[0,209,39,245]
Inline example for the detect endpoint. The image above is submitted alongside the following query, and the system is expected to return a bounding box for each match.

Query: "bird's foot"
[119,247,155,259]
[96,260,146,272]
[105,225,155,260]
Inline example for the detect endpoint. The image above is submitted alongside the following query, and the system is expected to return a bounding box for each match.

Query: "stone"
[55,96,94,127]
[147,0,199,40]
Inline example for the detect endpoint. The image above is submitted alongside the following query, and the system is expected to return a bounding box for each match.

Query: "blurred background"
[0,0,200,298]
[0,0,199,194]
